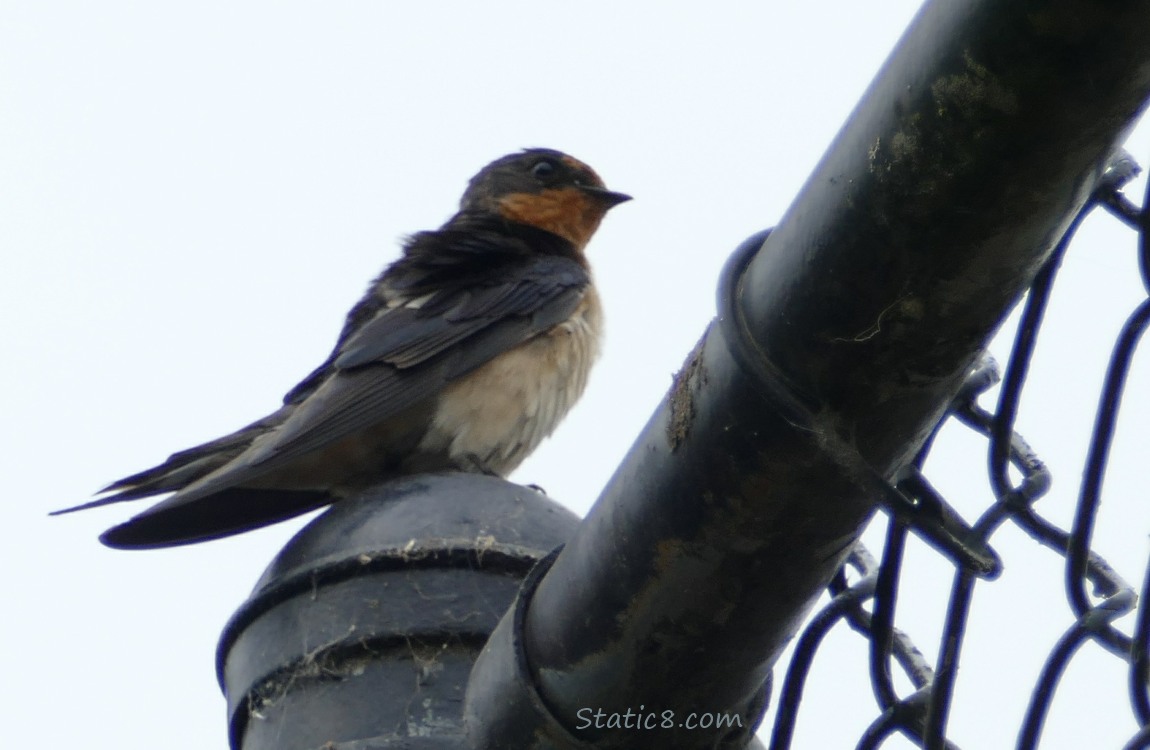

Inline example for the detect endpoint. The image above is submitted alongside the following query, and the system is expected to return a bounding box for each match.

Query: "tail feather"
[51,494,150,515]
[53,408,291,516]
[51,448,245,515]
[98,486,332,549]
[96,452,227,496]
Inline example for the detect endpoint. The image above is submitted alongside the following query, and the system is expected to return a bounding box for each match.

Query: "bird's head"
[459,148,631,250]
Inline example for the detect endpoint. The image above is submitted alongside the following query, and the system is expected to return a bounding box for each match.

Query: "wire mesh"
[764,150,1150,750]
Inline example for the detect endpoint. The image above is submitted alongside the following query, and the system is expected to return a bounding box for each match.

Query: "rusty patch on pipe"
[668,336,707,451]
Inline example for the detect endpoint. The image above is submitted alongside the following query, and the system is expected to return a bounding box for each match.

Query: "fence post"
[217,474,579,750]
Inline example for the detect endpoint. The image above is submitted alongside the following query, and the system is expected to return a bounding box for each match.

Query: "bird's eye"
[531,160,556,179]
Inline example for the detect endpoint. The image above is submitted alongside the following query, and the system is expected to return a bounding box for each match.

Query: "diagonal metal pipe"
[464,1,1150,747]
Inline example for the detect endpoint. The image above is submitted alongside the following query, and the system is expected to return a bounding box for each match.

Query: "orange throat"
[497,187,606,251]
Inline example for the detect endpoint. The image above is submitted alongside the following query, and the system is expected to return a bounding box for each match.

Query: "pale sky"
[5,3,1150,748]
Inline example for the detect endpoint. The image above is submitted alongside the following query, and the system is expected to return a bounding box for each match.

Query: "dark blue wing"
[238,252,590,470]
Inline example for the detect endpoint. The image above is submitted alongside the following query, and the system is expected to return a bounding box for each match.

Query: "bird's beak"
[578,184,633,208]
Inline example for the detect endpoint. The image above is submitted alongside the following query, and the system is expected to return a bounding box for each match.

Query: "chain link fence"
[762,149,1150,750]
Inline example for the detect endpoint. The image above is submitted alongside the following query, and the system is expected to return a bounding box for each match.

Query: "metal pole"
[466,1,1150,747]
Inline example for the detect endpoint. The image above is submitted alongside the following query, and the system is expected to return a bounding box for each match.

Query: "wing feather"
[190,253,589,482]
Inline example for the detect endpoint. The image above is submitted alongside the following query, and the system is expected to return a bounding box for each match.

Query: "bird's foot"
[460,454,500,477]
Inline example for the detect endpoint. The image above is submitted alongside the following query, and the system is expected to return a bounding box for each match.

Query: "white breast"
[419,285,603,474]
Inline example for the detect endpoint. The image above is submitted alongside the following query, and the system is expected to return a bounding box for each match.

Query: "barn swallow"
[55,148,630,549]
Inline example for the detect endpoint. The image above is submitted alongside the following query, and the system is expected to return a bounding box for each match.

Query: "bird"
[54,148,630,549]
